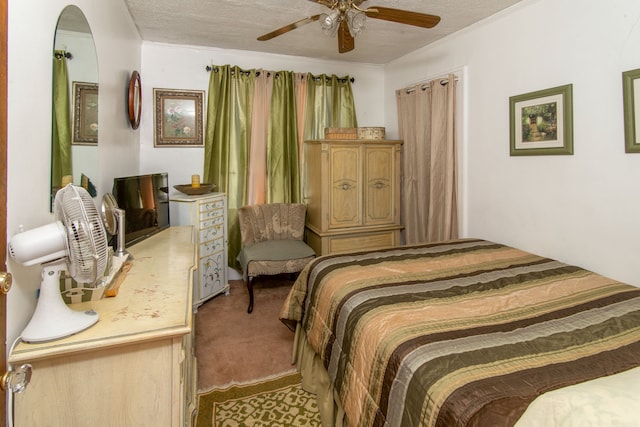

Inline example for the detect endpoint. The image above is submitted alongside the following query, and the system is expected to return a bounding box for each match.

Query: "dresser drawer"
[198,251,227,297]
[199,198,225,213]
[200,236,224,257]
[199,208,223,221]
[199,223,224,243]
[200,214,224,230]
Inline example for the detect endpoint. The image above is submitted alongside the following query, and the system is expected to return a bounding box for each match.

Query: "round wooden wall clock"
[128,71,142,129]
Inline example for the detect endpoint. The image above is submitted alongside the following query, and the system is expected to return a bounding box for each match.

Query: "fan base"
[22,309,98,343]
[21,260,100,343]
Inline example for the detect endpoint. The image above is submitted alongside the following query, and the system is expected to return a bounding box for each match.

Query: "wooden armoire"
[304,139,403,255]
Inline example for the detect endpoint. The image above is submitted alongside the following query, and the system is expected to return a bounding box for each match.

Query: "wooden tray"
[173,183,216,195]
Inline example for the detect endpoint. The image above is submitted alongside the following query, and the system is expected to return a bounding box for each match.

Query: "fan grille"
[54,185,109,284]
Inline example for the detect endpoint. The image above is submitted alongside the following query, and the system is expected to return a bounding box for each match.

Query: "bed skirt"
[294,323,347,427]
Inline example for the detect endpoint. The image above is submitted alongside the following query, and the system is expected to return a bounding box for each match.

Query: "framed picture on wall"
[153,88,205,147]
[72,81,99,145]
[509,84,573,156]
[622,68,640,153]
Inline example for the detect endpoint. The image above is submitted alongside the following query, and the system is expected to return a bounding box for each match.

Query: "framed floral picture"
[153,88,205,147]
[509,84,573,156]
[72,81,99,145]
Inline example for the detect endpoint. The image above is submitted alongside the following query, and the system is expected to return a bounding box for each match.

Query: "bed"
[279,238,640,427]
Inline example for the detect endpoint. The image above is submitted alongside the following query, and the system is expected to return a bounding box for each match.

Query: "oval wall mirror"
[51,5,98,211]
[128,71,141,129]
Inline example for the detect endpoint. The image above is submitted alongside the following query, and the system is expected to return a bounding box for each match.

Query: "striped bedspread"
[280,239,640,427]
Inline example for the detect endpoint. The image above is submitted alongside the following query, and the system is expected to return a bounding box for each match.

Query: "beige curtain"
[396,74,458,244]
[247,70,272,205]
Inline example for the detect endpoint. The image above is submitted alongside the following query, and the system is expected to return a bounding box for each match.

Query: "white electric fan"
[8,184,109,342]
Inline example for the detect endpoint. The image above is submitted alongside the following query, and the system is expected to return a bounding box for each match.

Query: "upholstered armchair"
[237,203,316,313]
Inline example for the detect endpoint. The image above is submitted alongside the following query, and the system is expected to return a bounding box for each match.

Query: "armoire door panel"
[364,147,395,225]
[329,146,361,228]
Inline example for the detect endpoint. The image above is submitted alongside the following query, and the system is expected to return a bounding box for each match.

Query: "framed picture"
[509,84,573,156]
[153,88,205,147]
[622,68,640,153]
[72,81,99,145]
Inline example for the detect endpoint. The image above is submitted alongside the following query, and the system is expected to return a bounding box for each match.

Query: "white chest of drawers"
[170,192,229,309]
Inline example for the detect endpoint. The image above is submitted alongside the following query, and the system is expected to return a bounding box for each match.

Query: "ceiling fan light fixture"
[347,10,366,37]
[320,11,341,37]
[256,1,441,54]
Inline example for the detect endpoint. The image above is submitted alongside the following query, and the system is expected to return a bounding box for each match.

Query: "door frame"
[1,0,9,423]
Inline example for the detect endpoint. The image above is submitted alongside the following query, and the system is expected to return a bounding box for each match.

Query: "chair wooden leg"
[247,276,254,314]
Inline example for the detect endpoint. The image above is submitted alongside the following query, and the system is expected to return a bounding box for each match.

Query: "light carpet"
[195,372,321,427]
[195,278,297,392]
[196,277,317,426]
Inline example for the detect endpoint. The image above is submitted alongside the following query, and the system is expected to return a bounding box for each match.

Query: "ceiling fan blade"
[338,19,354,53]
[365,6,441,29]
[257,15,321,41]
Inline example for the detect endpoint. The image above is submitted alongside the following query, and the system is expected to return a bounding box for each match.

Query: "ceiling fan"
[257,0,441,54]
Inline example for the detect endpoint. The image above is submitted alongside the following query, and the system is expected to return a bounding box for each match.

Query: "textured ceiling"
[124,0,524,64]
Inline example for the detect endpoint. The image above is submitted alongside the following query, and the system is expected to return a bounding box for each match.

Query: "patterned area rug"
[196,372,321,427]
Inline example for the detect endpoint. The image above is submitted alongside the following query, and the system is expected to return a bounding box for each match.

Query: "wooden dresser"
[304,139,403,255]
[9,226,197,427]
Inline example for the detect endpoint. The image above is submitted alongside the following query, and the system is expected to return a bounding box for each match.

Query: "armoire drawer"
[306,227,402,255]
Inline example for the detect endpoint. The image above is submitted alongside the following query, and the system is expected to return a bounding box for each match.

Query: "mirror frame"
[128,71,141,129]
[51,5,98,211]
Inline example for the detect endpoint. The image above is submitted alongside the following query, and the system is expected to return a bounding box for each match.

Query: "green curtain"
[204,65,256,268]
[303,73,357,140]
[267,71,300,203]
[51,50,72,198]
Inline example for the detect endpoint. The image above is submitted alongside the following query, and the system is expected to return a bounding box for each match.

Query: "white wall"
[139,42,386,187]
[385,0,640,286]
[6,0,142,345]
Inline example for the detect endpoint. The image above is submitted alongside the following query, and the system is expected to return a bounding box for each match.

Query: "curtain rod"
[402,68,464,94]
[404,77,458,94]
[204,65,354,83]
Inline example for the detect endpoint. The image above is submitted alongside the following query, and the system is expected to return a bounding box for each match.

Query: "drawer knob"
[1,364,32,393]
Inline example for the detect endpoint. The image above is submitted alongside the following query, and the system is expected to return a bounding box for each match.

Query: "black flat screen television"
[112,172,170,247]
